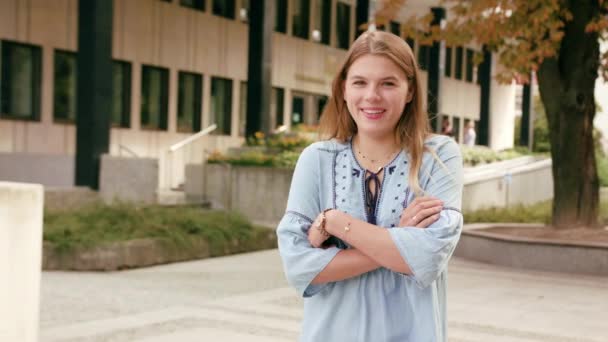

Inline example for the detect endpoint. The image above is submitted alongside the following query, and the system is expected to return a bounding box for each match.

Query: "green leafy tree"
[380,0,608,228]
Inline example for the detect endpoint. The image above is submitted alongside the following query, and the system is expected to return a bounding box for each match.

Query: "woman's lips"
[361,108,386,120]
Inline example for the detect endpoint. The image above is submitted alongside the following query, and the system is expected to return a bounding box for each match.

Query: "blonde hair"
[319,31,431,195]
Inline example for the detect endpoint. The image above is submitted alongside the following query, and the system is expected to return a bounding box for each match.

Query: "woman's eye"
[353,80,365,85]
[383,82,396,86]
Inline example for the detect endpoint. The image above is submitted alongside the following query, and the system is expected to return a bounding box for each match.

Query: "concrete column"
[75,0,113,189]
[0,182,44,342]
[246,0,274,136]
[520,79,534,149]
[427,7,445,133]
[477,47,492,146]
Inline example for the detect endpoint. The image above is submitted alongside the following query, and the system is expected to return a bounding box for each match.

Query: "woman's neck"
[354,134,399,158]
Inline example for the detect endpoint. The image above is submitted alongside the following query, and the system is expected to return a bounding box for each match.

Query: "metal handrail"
[163,124,217,191]
[118,144,139,158]
[169,124,217,153]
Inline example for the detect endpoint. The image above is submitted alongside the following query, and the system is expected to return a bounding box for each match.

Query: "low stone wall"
[462,159,553,212]
[0,152,73,187]
[201,158,554,225]
[42,232,277,271]
[0,182,44,342]
[455,223,608,276]
[44,187,100,211]
[99,154,159,203]
[204,164,293,225]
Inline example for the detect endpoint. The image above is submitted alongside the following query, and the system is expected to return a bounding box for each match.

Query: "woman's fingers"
[399,196,444,227]
[415,213,440,228]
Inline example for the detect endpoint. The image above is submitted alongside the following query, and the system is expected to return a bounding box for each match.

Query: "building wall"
[0,0,517,188]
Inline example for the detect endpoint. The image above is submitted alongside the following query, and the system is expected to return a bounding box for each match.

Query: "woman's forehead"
[347,55,406,80]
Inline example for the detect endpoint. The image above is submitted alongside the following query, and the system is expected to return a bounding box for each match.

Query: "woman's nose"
[364,85,381,101]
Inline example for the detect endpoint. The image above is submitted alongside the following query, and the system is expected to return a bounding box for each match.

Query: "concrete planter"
[455,223,608,276]
[42,232,277,271]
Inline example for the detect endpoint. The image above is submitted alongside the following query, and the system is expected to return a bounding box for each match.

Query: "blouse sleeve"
[387,138,464,288]
[276,145,341,297]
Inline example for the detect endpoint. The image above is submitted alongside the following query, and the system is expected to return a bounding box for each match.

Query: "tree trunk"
[536,0,600,228]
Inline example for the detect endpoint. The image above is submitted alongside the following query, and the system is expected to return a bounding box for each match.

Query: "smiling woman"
[276,31,464,342]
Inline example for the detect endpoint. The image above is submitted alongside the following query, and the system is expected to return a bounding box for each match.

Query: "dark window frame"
[180,0,205,11]
[390,21,401,37]
[213,0,235,19]
[112,60,132,128]
[292,0,310,39]
[275,0,288,33]
[177,71,203,133]
[53,49,78,124]
[445,46,453,77]
[210,76,233,136]
[140,64,169,131]
[466,48,475,83]
[319,0,331,45]
[418,44,430,71]
[274,87,285,127]
[455,46,464,80]
[0,40,42,121]
[336,2,351,49]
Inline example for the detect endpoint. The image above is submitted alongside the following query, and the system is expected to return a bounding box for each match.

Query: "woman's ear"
[406,89,414,103]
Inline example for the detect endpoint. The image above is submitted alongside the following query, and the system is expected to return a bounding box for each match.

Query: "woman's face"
[344,54,412,140]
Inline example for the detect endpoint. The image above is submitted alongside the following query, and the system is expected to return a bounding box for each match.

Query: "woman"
[276,31,463,341]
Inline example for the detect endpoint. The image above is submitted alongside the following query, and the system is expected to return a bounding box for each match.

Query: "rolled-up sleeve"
[276,145,340,297]
[388,139,464,288]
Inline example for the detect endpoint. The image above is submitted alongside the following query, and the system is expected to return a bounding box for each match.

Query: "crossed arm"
[309,197,443,285]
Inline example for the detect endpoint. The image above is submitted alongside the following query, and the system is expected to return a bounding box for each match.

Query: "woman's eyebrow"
[348,75,401,81]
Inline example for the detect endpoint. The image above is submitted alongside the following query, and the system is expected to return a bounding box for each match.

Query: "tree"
[379,0,608,228]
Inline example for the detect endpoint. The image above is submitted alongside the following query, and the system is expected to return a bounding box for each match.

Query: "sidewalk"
[40,249,608,341]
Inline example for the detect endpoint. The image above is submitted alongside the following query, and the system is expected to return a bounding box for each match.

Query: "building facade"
[0,0,518,189]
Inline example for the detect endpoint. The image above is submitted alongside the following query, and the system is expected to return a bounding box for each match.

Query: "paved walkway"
[40,249,608,341]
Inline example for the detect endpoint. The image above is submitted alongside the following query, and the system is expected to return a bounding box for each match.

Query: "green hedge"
[44,203,268,253]
[210,144,530,168]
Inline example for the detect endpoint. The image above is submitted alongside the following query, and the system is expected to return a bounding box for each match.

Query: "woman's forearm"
[311,248,381,285]
[325,211,413,274]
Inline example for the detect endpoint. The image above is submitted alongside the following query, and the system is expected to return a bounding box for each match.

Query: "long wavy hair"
[319,31,431,195]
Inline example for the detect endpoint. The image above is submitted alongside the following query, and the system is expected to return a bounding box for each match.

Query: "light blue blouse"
[276,134,464,342]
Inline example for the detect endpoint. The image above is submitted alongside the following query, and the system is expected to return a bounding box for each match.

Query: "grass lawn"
[44,203,272,253]
[465,198,608,226]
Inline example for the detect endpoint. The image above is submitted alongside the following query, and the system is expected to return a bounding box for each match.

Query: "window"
[312,0,331,45]
[112,61,131,128]
[292,95,304,125]
[273,87,285,127]
[317,95,328,121]
[390,21,401,37]
[292,0,310,39]
[466,49,474,83]
[0,41,41,121]
[180,0,204,11]
[455,46,464,80]
[140,65,169,130]
[178,71,202,133]
[239,81,247,136]
[445,47,453,77]
[213,0,235,19]
[239,0,249,22]
[406,37,415,53]
[53,50,77,123]
[275,0,288,33]
[336,2,351,49]
[418,45,430,71]
[211,77,232,135]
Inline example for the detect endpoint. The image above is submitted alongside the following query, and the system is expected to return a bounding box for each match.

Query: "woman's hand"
[399,196,443,228]
[308,211,332,248]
